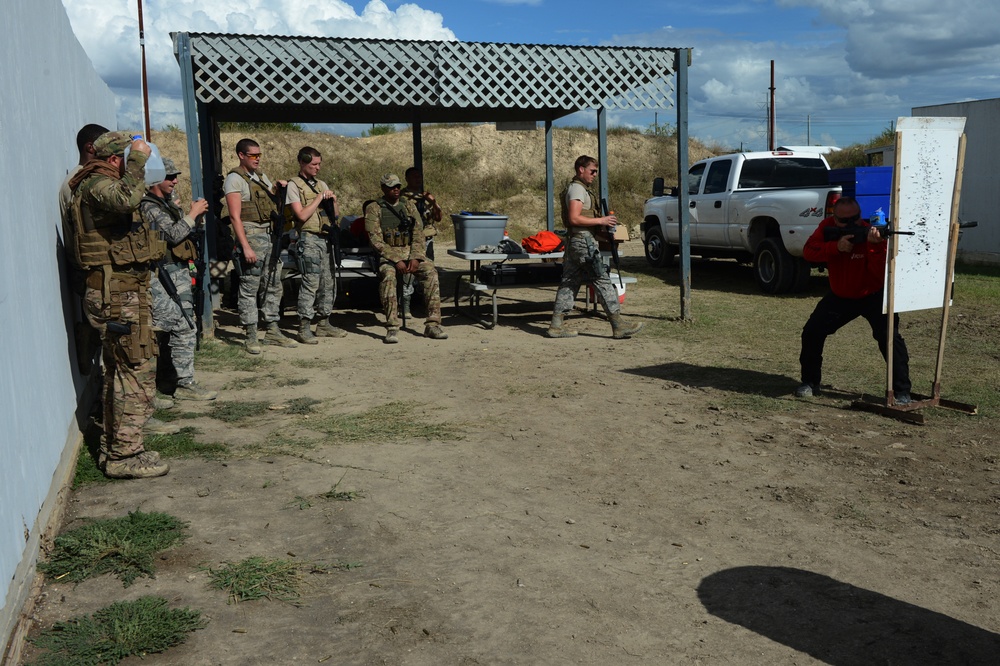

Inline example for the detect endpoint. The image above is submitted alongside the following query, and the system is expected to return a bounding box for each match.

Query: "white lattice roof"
[175,33,681,123]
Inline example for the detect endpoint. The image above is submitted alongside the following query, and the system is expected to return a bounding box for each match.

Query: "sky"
[61,0,1000,151]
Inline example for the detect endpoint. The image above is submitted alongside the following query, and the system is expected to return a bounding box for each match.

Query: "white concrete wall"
[0,0,116,652]
[913,99,1000,266]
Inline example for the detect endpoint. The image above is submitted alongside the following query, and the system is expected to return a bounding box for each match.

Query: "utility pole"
[137,0,151,139]
[768,60,775,150]
[807,114,811,146]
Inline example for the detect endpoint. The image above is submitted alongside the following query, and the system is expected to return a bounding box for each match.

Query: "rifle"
[320,197,341,302]
[822,224,915,244]
[155,261,195,330]
[599,197,624,288]
[264,183,288,295]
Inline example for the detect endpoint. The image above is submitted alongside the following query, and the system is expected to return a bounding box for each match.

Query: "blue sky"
[62,0,1000,150]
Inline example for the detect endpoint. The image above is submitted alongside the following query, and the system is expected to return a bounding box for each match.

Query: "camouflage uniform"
[68,134,164,467]
[140,192,198,386]
[224,169,284,327]
[287,177,335,321]
[364,195,442,330]
[552,178,620,316]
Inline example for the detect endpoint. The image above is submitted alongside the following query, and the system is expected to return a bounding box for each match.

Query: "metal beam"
[676,48,692,321]
[545,120,554,231]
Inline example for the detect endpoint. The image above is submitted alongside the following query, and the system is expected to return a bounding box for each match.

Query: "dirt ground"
[20,245,1000,665]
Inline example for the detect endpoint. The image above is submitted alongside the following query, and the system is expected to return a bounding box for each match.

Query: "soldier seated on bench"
[363,173,448,344]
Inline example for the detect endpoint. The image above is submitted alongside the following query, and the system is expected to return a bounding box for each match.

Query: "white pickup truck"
[640,150,842,293]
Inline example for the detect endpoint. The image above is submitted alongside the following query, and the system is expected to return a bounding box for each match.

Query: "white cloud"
[61,0,456,130]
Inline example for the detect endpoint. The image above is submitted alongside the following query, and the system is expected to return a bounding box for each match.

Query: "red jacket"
[803,217,887,299]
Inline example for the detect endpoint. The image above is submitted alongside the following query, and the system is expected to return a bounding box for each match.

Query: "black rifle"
[320,197,341,266]
[822,224,915,244]
[155,261,195,330]
[600,198,624,288]
[264,183,288,295]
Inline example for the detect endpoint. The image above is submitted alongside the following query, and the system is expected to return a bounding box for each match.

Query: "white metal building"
[913,98,1000,266]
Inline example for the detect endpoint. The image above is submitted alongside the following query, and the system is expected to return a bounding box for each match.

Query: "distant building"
[913,98,1000,266]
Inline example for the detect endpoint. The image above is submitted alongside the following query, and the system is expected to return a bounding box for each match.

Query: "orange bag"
[520,230,565,253]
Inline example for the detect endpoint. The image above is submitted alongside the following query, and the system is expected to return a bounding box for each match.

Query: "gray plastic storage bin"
[452,213,507,252]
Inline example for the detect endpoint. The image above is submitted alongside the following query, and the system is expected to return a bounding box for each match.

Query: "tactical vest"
[72,176,167,270]
[377,199,416,247]
[141,194,198,263]
[289,176,331,235]
[229,169,277,225]
[560,177,599,230]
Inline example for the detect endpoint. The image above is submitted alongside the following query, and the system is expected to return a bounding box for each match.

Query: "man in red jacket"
[796,196,911,404]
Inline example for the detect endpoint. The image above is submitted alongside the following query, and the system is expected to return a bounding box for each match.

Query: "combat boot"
[174,382,218,401]
[153,393,175,410]
[265,323,298,348]
[424,324,448,340]
[546,314,578,338]
[610,313,644,339]
[384,327,399,344]
[245,324,262,355]
[103,451,169,479]
[315,318,347,338]
[143,417,181,436]
[298,319,318,345]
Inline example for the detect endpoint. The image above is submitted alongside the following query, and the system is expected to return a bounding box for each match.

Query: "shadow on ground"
[698,566,1000,665]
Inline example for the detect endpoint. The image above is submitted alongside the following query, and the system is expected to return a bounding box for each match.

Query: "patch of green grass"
[719,394,798,413]
[144,429,228,459]
[73,422,111,488]
[277,377,309,387]
[319,473,364,501]
[288,496,313,510]
[210,400,270,423]
[195,339,273,372]
[28,596,205,666]
[242,433,320,457]
[311,401,461,443]
[289,358,333,369]
[39,512,187,587]
[309,561,364,573]
[224,374,273,390]
[204,556,301,603]
[286,397,322,414]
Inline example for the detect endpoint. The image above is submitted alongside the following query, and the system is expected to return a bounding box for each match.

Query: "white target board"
[887,116,965,313]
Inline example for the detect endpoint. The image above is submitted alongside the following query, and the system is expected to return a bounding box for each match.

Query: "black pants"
[799,290,911,393]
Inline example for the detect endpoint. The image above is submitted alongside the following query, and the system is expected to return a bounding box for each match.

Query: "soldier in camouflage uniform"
[547,155,643,340]
[59,123,108,377]
[364,173,447,344]
[141,158,218,401]
[400,166,444,317]
[224,138,296,354]
[286,146,348,344]
[68,131,169,479]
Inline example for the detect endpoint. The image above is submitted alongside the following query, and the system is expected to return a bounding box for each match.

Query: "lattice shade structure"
[172,32,692,328]
[176,33,680,123]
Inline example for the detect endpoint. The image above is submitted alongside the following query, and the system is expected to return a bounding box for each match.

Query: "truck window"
[688,163,706,195]
[737,157,830,189]
[703,159,732,195]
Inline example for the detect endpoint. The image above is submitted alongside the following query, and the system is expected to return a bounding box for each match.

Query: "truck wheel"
[753,237,795,294]
[644,226,674,267]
